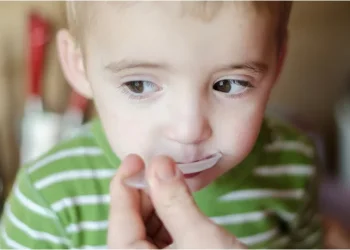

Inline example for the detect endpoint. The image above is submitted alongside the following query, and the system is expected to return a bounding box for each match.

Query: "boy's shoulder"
[26,123,103,173]
[248,115,320,192]
[262,115,317,159]
[3,122,113,248]
[19,122,113,205]
[265,115,314,142]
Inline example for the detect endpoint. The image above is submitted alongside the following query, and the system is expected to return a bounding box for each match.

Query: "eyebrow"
[216,62,268,74]
[104,60,170,73]
[104,59,268,74]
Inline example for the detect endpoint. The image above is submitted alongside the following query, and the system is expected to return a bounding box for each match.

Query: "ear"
[275,33,288,80]
[56,29,93,99]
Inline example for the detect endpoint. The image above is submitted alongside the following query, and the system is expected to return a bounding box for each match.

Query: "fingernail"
[156,163,177,181]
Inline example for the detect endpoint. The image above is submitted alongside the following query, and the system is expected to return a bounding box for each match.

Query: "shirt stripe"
[210,211,266,225]
[66,221,108,234]
[219,189,304,202]
[238,228,278,246]
[1,226,29,250]
[28,147,103,174]
[14,186,55,218]
[277,211,296,222]
[51,195,110,213]
[211,210,296,226]
[264,140,314,157]
[254,164,315,177]
[5,205,70,246]
[34,169,116,190]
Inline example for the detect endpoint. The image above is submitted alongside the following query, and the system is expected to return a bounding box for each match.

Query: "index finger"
[107,154,147,248]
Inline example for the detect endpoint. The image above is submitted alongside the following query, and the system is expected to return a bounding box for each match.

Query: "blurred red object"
[28,12,50,99]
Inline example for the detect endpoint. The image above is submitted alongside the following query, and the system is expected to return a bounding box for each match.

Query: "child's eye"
[213,79,253,95]
[124,81,158,94]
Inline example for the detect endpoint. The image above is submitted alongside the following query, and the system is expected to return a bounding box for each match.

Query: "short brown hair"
[66,1,292,48]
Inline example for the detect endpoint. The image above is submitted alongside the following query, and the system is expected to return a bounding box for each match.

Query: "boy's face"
[60,2,282,191]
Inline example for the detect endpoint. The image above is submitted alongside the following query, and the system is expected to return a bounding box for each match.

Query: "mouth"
[124,152,222,189]
[176,152,222,175]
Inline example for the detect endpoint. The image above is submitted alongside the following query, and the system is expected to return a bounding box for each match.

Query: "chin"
[184,168,221,192]
[185,158,238,192]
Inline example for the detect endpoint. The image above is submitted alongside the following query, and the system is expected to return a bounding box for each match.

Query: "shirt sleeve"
[0,168,71,249]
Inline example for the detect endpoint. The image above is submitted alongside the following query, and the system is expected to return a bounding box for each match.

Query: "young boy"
[0,1,323,249]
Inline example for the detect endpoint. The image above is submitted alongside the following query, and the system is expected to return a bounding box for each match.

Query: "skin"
[57,2,284,192]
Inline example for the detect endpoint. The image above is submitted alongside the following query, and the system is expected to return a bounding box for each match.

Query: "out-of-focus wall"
[270,2,350,143]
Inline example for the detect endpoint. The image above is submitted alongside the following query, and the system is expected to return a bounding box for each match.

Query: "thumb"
[146,156,212,243]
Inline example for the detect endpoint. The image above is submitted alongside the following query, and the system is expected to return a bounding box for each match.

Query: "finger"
[146,156,211,242]
[108,154,147,248]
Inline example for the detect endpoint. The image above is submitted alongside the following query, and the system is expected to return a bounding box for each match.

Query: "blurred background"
[0,1,350,246]
[0,2,96,211]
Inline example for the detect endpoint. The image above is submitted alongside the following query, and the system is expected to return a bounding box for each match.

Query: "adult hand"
[108,154,246,249]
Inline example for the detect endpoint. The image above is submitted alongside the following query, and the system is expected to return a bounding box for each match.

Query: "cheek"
[219,117,262,157]
[96,101,159,159]
[215,101,265,158]
[88,76,163,160]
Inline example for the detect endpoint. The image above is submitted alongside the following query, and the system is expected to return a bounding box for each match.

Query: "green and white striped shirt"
[0,117,323,249]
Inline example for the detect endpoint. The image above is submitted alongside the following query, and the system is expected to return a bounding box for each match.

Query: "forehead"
[84,2,277,71]
[83,1,277,28]
[85,1,277,18]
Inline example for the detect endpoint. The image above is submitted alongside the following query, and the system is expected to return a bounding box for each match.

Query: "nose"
[164,96,212,145]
